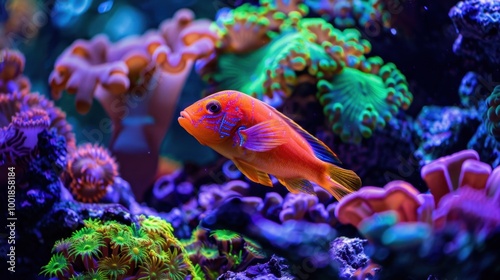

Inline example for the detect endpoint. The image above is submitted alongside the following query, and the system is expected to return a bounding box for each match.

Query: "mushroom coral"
[199,1,412,143]
[335,150,500,279]
[336,150,500,244]
[49,9,218,201]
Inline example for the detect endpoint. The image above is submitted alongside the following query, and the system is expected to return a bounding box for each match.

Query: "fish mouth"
[178,110,207,146]
[178,111,192,124]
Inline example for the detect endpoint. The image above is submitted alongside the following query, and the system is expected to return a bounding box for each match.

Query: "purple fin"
[261,102,342,165]
[238,119,287,152]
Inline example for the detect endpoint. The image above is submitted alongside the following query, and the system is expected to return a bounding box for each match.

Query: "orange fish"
[178,90,361,200]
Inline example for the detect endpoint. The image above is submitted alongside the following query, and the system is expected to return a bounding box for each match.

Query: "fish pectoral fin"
[237,119,287,152]
[233,159,274,187]
[278,178,316,195]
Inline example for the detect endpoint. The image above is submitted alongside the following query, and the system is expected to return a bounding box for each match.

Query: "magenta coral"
[433,186,500,233]
[11,108,50,149]
[66,143,119,203]
[0,91,75,151]
[335,180,423,228]
[336,150,500,243]
[421,149,482,205]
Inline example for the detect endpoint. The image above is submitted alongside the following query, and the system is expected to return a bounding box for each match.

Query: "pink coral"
[66,144,119,203]
[335,180,424,228]
[421,149,486,205]
[434,186,500,234]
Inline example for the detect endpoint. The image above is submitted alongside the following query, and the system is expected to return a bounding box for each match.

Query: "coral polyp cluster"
[317,63,411,142]
[0,91,75,164]
[40,216,201,279]
[305,0,392,30]
[199,1,412,143]
[66,144,119,203]
[182,228,265,279]
[0,48,30,93]
[485,85,500,142]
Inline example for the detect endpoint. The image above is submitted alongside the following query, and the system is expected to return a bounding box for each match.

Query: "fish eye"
[206,100,221,114]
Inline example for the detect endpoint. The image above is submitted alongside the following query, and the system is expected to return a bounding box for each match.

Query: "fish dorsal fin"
[261,102,342,165]
[238,119,288,152]
[278,178,315,195]
[233,159,274,187]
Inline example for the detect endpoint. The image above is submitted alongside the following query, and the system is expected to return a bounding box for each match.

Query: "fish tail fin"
[322,164,362,201]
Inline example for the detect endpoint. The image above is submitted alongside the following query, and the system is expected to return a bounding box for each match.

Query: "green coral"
[182,227,266,280]
[40,253,70,278]
[98,254,130,279]
[40,215,200,280]
[485,85,500,142]
[317,66,411,143]
[200,2,412,143]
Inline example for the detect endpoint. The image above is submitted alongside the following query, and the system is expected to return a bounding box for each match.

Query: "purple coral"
[414,106,480,167]
[449,0,500,63]
[330,237,373,280]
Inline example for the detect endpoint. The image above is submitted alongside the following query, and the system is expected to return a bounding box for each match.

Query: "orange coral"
[0,49,31,93]
[260,0,309,31]
[215,9,272,53]
[49,35,131,114]
[1,0,40,48]
[67,144,118,203]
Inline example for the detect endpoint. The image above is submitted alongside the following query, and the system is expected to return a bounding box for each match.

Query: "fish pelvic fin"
[233,159,274,187]
[323,164,362,201]
[278,178,316,195]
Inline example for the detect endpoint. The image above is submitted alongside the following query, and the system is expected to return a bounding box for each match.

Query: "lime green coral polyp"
[40,253,69,278]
